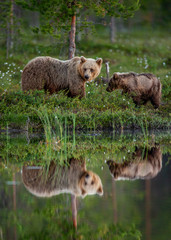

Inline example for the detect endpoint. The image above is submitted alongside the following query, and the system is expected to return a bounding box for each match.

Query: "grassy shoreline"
[0,89,170,131]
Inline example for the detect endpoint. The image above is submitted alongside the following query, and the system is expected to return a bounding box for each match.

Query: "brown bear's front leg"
[69,83,85,99]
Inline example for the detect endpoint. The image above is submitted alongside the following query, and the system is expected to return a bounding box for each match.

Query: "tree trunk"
[145,180,151,240]
[30,11,40,27]
[71,194,77,230]
[6,21,10,59]
[6,0,14,58]
[13,173,17,240]
[112,179,117,224]
[10,0,14,50]
[76,16,81,42]
[110,17,116,43]
[68,15,76,59]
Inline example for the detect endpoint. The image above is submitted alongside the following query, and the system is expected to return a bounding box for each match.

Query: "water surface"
[0,131,170,240]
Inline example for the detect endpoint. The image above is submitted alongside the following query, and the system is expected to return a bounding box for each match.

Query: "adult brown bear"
[22,56,102,98]
[22,158,103,198]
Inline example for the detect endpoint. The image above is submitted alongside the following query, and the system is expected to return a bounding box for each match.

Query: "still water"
[0,131,170,240]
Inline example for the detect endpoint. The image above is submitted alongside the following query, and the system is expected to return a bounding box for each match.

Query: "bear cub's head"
[79,56,103,82]
[106,73,122,92]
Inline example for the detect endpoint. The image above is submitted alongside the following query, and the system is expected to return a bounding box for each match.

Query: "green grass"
[0,27,170,131]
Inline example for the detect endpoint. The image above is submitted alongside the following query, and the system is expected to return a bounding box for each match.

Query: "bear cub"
[106,72,162,108]
[22,56,102,99]
[107,145,162,180]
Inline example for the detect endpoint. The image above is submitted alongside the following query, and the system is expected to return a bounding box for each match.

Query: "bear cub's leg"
[150,95,160,109]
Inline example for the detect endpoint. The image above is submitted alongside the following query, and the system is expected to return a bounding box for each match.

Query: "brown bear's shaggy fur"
[22,56,102,98]
[106,72,162,108]
[22,158,103,198]
[107,146,162,180]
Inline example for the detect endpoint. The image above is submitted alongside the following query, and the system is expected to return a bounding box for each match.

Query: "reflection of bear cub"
[22,56,102,98]
[22,158,103,198]
[106,72,161,108]
[107,146,162,180]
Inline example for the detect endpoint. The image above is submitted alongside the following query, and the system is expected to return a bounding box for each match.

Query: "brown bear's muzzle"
[84,74,90,80]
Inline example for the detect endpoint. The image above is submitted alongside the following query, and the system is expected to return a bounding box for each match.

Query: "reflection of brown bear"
[107,146,162,180]
[22,56,102,98]
[22,158,103,198]
[106,72,162,108]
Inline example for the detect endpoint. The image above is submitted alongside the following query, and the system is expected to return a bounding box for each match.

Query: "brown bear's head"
[79,56,103,82]
[106,73,122,92]
[79,170,103,198]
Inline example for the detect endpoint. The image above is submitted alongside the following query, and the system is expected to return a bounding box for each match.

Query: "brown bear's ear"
[80,56,86,63]
[97,186,103,196]
[113,73,119,79]
[96,58,103,66]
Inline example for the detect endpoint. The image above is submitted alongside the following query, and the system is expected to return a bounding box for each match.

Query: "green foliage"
[15,0,140,36]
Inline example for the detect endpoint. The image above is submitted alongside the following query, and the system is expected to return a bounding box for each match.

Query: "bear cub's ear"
[96,58,103,66]
[80,56,86,63]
